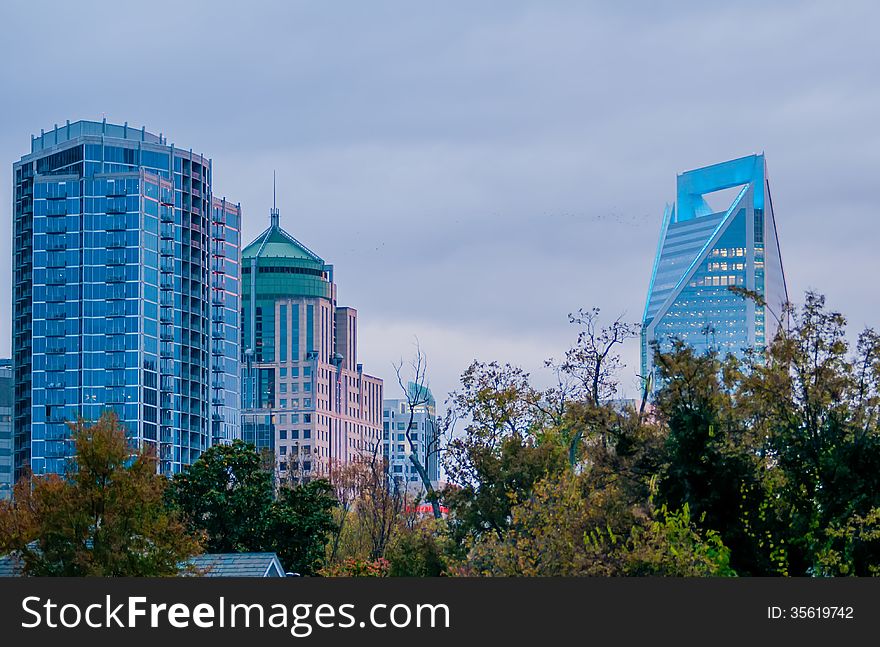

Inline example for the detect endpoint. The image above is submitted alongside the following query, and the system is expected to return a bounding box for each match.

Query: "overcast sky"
[1,1,878,404]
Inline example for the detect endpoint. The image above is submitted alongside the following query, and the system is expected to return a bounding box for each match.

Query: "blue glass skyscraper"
[641,154,787,385]
[12,120,241,478]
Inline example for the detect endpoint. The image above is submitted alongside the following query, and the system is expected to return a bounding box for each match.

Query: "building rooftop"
[243,224,324,264]
[31,119,167,154]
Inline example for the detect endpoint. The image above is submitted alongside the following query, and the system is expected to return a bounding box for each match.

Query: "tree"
[387,518,449,577]
[546,308,640,465]
[168,440,338,575]
[327,454,405,561]
[167,439,273,555]
[0,412,201,576]
[734,291,880,575]
[266,480,338,575]
[394,342,443,519]
[442,361,568,549]
[455,472,733,577]
[652,341,772,575]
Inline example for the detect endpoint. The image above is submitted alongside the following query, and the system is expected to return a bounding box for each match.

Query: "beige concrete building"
[240,206,383,481]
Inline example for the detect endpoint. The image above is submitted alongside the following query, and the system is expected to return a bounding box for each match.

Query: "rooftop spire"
[270,170,280,227]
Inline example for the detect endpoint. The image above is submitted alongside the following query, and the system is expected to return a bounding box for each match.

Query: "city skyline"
[1,2,878,406]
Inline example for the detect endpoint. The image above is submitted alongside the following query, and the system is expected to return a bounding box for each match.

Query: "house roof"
[187,552,286,577]
[1,551,288,578]
[0,553,23,577]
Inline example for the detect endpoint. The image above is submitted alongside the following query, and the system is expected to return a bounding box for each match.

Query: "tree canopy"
[0,412,201,576]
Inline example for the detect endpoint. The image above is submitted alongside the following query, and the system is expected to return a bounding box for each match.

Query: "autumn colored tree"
[0,412,201,576]
[456,471,733,577]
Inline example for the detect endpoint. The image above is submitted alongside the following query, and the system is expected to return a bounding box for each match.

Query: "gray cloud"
[1,0,878,403]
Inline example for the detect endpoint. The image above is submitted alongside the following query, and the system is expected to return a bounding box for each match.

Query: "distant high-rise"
[240,202,383,482]
[12,120,241,478]
[0,359,12,500]
[641,154,787,385]
[383,383,440,491]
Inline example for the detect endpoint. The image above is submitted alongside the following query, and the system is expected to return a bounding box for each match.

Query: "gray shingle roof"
[1,551,287,577]
[0,553,24,577]
[187,552,286,577]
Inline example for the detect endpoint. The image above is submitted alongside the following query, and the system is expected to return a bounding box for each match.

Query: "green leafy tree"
[0,412,201,576]
[442,361,568,550]
[652,341,771,575]
[167,439,273,554]
[168,440,338,574]
[267,480,338,575]
[735,291,880,575]
[455,472,733,577]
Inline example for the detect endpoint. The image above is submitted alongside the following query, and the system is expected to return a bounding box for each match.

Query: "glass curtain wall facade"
[12,120,241,478]
[641,154,787,387]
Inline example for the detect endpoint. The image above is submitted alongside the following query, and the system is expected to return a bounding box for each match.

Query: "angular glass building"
[241,204,383,483]
[641,154,787,385]
[12,120,241,478]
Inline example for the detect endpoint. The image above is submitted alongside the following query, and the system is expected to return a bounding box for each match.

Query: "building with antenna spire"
[240,191,383,482]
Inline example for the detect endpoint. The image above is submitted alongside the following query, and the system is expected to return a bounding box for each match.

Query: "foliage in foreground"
[6,290,880,578]
[0,412,201,576]
[167,440,338,575]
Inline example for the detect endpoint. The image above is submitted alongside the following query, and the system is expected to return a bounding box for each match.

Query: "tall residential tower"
[241,203,383,482]
[641,154,787,385]
[12,120,241,478]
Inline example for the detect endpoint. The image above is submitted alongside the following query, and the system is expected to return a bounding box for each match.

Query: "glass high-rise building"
[12,119,241,478]
[641,154,787,385]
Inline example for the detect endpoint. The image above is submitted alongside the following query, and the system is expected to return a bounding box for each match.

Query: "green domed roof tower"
[241,202,336,368]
